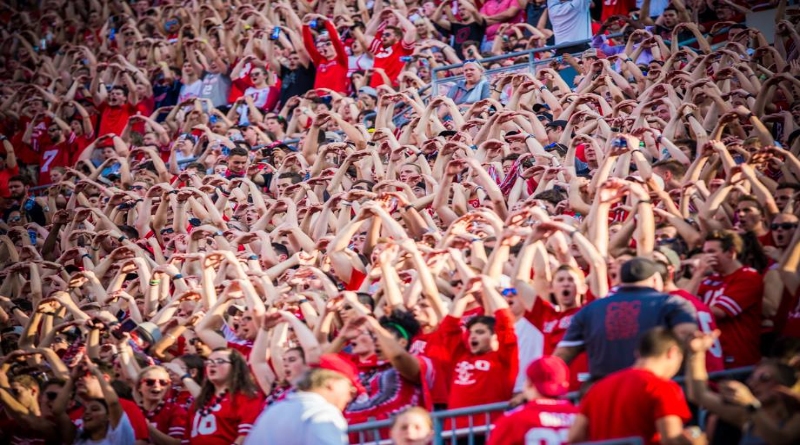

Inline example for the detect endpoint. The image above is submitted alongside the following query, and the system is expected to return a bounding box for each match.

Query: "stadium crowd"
[1,0,800,443]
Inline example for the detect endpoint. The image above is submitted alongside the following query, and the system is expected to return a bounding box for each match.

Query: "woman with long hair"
[184,348,263,444]
[136,365,187,445]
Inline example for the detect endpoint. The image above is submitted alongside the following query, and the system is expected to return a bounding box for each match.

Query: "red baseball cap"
[526,356,570,398]
[313,354,367,395]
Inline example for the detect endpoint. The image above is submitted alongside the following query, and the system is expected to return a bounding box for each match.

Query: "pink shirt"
[481,0,524,40]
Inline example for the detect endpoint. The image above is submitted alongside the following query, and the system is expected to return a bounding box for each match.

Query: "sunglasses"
[129,185,145,191]
[771,223,798,231]
[143,378,170,387]
[501,288,518,297]
[161,228,175,235]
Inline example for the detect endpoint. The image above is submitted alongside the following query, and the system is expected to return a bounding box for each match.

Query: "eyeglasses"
[53,336,66,343]
[143,378,170,387]
[771,223,798,231]
[316,41,332,48]
[8,216,21,223]
[249,72,263,77]
[44,391,59,401]
[205,358,231,366]
[381,32,394,38]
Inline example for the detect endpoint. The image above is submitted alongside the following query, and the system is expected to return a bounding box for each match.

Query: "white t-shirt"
[547,0,592,45]
[513,317,545,393]
[74,413,135,445]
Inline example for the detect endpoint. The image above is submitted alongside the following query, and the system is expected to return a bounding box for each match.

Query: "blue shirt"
[559,286,697,379]
[244,391,347,445]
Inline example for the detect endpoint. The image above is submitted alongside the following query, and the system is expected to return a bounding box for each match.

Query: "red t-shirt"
[580,368,692,445]
[97,102,137,137]
[435,309,518,428]
[70,398,150,441]
[227,340,253,360]
[777,287,800,338]
[369,38,415,88]
[302,21,349,94]
[184,392,263,445]
[524,298,589,391]
[697,266,763,368]
[669,289,725,373]
[410,329,451,405]
[488,399,578,445]
[38,132,79,185]
[0,165,20,198]
[142,401,187,439]
[601,0,636,21]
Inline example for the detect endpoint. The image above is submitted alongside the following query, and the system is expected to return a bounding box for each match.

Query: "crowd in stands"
[1,0,800,443]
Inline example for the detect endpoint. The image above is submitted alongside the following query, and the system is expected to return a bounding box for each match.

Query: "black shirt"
[280,63,316,107]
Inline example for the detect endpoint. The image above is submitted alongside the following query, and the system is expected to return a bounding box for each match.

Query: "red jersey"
[601,0,636,21]
[488,399,578,445]
[524,298,589,390]
[97,101,137,137]
[142,401,187,439]
[697,267,763,368]
[344,354,433,440]
[38,132,79,185]
[302,21,349,94]
[70,398,150,441]
[184,391,263,445]
[227,340,253,360]
[369,38,415,88]
[410,329,451,405]
[580,368,692,445]
[435,309,518,428]
[777,287,800,338]
[669,289,725,373]
[19,115,51,154]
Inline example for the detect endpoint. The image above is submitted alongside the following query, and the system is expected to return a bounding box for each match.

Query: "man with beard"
[365,9,417,88]
[690,230,763,369]
[5,176,47,226]
[38,116,79,186]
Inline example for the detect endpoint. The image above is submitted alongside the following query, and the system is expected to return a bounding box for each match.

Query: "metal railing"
[346,365,755,445]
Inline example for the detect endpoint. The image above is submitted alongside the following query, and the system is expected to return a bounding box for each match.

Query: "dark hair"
[355,292,376,312]
[738,231,769,272]
[379,309,421,349]
[110,85,129,97]
[193,348,258,411]
[737,195,765,216]
[228,147,248,158]
[704,230,743,255]
[466,316,496,334]
[758,358,798,388]
[277,171,304,184]
[637,327,680,359]
[271,242,290,258]
[776,182,800,192]
[8,175,29,186]
[533,189,567,206]
[177,354,206,384]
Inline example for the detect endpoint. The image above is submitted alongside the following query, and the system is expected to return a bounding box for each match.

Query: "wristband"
[637,200,652,205]
[82,253,92,259]
[214,231,224,237]
[168,190,179,195]
[181,374,192,381]
[297,299,310,305]
[248,255,259,260]
[149,279,161,286]
[404,204,415,211]
[173,273,184,280]
[8,306,20,313]
[746,112,755,119]
[539,85,548,91]
[117,235,127,242]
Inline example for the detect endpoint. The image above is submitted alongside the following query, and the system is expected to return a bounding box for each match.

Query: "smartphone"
[399,56,414,63]
[309,19,318,30]
[112,318,138,339]
[270,26,281,41]
[209,115,218,124]
[319,95,332,105]
[28,229,37,245]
